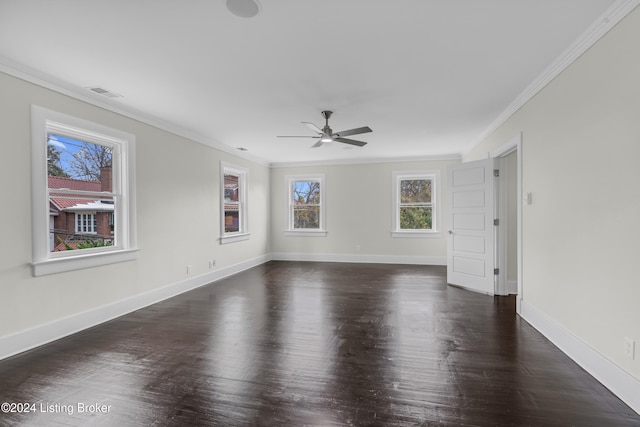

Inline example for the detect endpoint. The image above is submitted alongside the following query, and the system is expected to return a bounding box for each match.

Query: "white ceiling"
[0,0,624,165]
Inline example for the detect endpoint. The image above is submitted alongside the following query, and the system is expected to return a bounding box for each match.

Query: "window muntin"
[31,105,137,276]
[392,171,439,236]
[286,175,326,235]
[220,162,249,243]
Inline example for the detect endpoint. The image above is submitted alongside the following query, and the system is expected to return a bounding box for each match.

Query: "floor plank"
[0,262,638,426]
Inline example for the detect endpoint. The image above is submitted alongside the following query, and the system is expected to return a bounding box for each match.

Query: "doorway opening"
[492,133,523,313]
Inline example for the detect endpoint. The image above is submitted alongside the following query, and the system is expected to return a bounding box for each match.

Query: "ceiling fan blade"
[277,135,321,138]
[334,126,372,138]
[301,122,323,134]
[335,137,367,147]
[311,140,324,148]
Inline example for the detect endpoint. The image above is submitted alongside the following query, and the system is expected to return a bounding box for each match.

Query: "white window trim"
[31,105,138,276]
[285,174,327,237]
[220,162,250,244]
[391,170,441,238]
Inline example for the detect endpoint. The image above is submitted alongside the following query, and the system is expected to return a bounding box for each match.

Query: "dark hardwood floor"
[1,261,638,426]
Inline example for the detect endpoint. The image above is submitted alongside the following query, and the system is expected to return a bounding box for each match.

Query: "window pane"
[50,195,116,252]
[400,179,431,204]
[293,181,320,205]
[400,206,432,230]
[293,206,320,229]
[47,134,113,192]
[224,174,239,203]
[224,209,240,233]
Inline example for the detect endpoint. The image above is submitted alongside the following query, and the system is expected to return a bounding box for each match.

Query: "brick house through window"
[48,166,115,251]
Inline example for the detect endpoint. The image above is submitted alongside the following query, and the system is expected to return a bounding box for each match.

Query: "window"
[285,175,326,236]
[220,162,249,244]
[31,105,137,276]
[392,171,440,237]
[75,213,97,234]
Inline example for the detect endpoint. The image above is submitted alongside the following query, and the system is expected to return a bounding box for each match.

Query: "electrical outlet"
[209,260,216,269]
[186,265,192,275]
[624,337,635,360]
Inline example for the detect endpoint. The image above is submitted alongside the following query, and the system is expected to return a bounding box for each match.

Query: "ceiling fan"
[278,111,372,148]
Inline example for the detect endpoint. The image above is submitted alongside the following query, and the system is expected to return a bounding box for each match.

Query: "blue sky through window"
[47,133,83,176]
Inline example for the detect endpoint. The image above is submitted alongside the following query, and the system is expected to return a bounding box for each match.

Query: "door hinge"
[494,268,500,275]
[493,169,500,177]
[494,218,499,226]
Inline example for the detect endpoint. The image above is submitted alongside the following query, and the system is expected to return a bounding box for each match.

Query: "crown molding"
[464,0,640,157]
[0,55,270,167]
[269,153,461,169]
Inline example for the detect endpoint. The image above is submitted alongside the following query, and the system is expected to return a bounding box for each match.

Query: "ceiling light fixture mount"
[226,0,261,18]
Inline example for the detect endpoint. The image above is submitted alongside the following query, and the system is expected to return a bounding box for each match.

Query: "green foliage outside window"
[400,178,432,230]
[400,206,432,229]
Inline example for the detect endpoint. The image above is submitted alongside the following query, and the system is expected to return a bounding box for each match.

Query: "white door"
[446,158,496,294]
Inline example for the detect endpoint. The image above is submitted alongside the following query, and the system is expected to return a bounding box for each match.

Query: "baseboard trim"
[270,252,446,266]
[0,254,271,361]
[520,299,640,415]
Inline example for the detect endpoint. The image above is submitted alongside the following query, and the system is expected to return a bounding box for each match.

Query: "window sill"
[220,233,251,244]
[284,230,328,237]
[391,231,442,238]
[32,248,139,277]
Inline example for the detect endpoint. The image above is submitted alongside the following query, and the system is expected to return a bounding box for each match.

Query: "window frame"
[31,105,138,276]
[220,162,250,244]
[285,174,327,237]
[391,170,441,238]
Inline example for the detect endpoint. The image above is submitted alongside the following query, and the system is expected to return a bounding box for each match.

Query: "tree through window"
[399,178,432,230]
[47,134,115,252]
[31,105,137,276]
[292,180,321,229]
[286,175,326,235]
[392,171,439,235]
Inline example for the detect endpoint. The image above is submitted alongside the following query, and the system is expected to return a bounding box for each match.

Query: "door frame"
[491,132,523,314]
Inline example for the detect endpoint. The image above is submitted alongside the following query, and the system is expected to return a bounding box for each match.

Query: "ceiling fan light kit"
[278,111,372,149]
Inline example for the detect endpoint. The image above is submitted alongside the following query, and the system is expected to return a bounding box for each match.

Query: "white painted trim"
[390,231,442,239]
[2,2,638,169]
[491,133,523,311]
[285,174,326,233]
[283,230,328,237]
[0,55,269,167]
[219,233,251,244]
[495,155,508,296]
[271,252,446,266]
[31,105,138,276]
[520,300,640,415]
[391,170,441,235]
[0,254,271,361]
[270,153,462,168]
[506,280,518,294]
[32,248,139,277]
[220,161,249,240]
[463,0,640,157]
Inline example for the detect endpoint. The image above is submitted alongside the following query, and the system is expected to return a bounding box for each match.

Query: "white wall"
[0,71,270,345]
[270,159,459,264]
[465,6,640,383]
